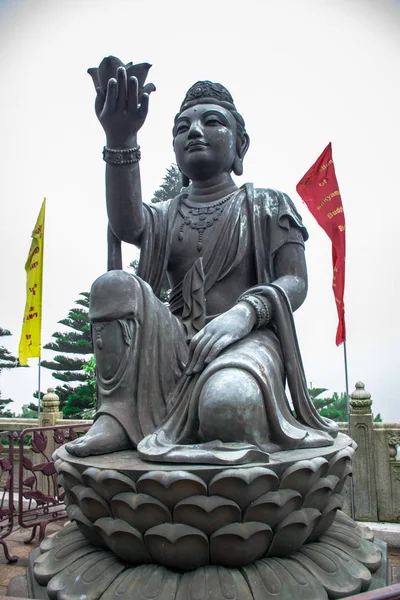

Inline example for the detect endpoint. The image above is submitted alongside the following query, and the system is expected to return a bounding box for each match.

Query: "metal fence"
[0,423,90,561]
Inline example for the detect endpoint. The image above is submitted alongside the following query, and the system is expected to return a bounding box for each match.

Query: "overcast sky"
[0,0,399,420]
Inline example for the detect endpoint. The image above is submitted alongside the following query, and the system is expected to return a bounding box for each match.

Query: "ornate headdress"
[175,80,246,135]
[179,81,237,112]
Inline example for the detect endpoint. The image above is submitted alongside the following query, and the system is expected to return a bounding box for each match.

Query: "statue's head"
[173,81,250,185]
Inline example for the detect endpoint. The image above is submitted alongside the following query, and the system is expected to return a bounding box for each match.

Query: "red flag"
[296,143,346,345]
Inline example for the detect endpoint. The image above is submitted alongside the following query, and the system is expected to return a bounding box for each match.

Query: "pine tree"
[0,328,19,416]
[151,163,184,203]
[41,293,95,416]
[0,392,15,417]
[309,388,383,422]
[0,328,18,372]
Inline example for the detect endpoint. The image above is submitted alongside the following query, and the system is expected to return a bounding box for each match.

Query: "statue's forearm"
[105,136,145,246]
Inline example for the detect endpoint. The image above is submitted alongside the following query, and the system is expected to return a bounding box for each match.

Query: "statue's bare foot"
[65,415,132,457]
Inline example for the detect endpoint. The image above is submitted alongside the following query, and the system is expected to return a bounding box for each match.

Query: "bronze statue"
[19,58,384,600]
[66,56,338,463]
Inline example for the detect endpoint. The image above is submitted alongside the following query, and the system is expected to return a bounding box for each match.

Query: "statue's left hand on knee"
[185,302,257,374]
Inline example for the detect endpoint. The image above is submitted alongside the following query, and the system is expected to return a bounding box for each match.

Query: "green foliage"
[318,391,349,422]
[63,355,97,420]
[23,402,38,415]
[0,327,25,415]
[82,355,96,389]
[0,394,15,418]
[41,293,95,417]
[18,404,38,418]
[63,382,96,420]
[151,164,183,203]
[0,327,18,372]
[309,388,383,422]
[307,387,329,411]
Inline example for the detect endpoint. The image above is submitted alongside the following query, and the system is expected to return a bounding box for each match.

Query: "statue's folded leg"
[138,328,334,464]
[66,270,187,457]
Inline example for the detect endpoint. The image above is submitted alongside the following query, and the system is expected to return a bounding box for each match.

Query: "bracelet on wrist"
[103,145,141,165]
[237,294,270,329]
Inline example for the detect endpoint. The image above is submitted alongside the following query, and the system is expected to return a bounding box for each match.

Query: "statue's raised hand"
[88,57,155,146]
[95,66,150,147]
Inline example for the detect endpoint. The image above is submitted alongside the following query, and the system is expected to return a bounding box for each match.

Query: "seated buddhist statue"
[66,57,338,464]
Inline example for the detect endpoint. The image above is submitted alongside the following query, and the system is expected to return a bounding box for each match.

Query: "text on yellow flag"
[18,199,46,365]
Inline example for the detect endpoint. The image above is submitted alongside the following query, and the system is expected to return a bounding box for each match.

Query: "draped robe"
[97,184,338,465]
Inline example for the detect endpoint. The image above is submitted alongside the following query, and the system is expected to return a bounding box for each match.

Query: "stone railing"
[0,389,92,495]
[0,388,92,432]
[338,382,400,523]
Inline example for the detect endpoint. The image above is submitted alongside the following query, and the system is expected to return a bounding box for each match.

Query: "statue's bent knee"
[89,270,143,322]
[89,271,143,380]
[198,368,267,444]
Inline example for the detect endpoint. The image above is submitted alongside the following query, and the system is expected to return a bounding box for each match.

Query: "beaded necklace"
[178,191,235,252]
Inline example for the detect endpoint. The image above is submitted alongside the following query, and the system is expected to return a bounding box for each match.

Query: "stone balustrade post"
[349,381,378,521]
[38,388,63,460]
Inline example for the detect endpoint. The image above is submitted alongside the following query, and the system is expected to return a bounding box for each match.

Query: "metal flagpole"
[343,340,355,519]
[344,340,350,425]
[37,357,41,414]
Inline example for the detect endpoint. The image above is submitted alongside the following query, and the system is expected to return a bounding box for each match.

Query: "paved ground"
[0,519,67,596]
[0,520,399,595]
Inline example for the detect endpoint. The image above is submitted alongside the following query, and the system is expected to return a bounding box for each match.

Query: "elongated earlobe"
[233,156,243,176]
[233,132,250,176]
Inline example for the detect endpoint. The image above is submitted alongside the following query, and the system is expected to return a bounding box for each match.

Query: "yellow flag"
[19,199,46,366]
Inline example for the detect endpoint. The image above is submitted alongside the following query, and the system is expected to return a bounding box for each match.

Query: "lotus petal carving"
[280,458,328,496]
[110,492,171,533]
[39,521,81,554]
[335,510,374,541]
[176,566,250,600]
[145,523,209,570]
[67,504,106,547]
[208,467,279,511]
[56,474,75,506]
[267,508,320,557]
[137,471,207,510]
[327,447,355,479]
[243,556,329,599]
[307,494,343,541]
[302,476,335,512]
[210,521,272,567]
[243,489,302,528]
[332,462,352,494]
[293,541,371,596]
[319,527,382,572]
[34,536,99,585]
[82,467,136,501]
[93,517,153,564]
[31,508,384,599]
[70,485,111,521]
[173,495,241,535]
[100,564,180,600]
[54,459,83,490]
[47,552,125,600]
